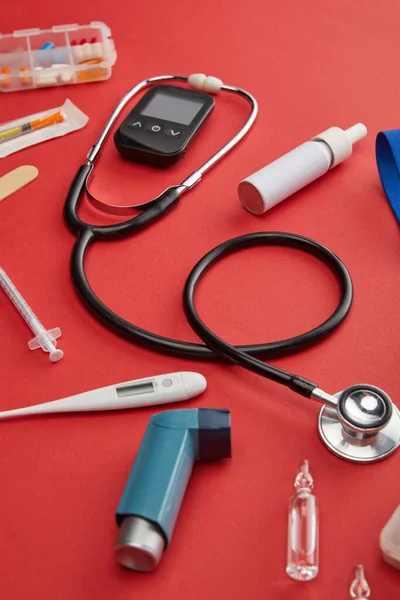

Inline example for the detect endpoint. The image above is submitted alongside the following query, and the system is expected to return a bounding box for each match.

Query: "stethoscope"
[64,73,400,464]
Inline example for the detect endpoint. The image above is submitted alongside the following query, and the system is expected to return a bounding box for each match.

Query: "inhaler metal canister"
[239,124,367,215]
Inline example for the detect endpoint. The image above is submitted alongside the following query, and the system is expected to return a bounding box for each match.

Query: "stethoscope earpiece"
[318,385,400,463]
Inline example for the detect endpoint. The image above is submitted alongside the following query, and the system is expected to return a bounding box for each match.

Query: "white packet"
[0,99,89,158]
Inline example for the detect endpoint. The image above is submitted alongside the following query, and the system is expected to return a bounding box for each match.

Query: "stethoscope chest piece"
[318,384,400,463]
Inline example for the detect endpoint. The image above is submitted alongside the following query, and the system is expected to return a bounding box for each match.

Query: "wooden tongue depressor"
[380,505,400,570]
[0,165,38,202]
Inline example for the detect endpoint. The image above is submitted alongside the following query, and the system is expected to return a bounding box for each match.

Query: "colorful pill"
[78,57,104,65]
[90,37,99,43]
[80,38,88,45]
[19,67,31,86]
[77,57,107,81]
[40,42,55,50]
[0,67,12,88]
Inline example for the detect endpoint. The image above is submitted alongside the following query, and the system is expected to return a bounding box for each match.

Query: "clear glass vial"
[350,565,370,598]
[286,459,319,581]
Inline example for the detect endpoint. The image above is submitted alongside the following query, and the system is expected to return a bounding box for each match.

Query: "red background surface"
[1,1,399,598]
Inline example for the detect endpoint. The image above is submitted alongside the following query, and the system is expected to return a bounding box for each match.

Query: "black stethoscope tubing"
[64,75,353,401]
[65,168,353,400]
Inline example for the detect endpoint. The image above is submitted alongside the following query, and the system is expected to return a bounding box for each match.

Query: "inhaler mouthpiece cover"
[238,123,367,215]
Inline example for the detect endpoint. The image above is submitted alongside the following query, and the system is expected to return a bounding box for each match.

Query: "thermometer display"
[116,381,154,398]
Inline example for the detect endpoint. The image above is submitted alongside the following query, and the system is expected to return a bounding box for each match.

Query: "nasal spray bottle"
[115,408,231,571]
[238,124,367,215]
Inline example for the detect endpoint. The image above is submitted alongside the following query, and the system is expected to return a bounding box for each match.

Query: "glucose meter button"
[165,127,183,138]
[129,119,145,129]
[161,378,173,387]
[146,122,164,134]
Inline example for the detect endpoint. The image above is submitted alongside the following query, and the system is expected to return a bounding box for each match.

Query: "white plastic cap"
[312,123,367,168]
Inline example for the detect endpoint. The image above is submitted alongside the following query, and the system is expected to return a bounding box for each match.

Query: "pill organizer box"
[0,22,117,92]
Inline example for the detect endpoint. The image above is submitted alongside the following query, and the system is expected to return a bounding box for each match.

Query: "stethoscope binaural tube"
[64,74,258,227]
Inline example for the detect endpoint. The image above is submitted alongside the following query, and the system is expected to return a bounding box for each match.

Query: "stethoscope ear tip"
[317,384,400,463]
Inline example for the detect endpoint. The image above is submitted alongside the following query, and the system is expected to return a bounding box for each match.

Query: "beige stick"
[0,165,38,202]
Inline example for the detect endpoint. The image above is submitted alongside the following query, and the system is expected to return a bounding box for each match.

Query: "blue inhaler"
[115,408,231,571]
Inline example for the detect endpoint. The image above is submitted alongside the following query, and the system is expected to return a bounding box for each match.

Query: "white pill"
[91,42,103,58]
[34,66,57,86]
[51,64,74,83]
[81,43,92,61]
[72,46,84,63]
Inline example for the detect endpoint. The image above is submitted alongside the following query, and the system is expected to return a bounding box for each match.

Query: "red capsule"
[80,38,88,45]
[71,39,78,46]
[90,37,99,43]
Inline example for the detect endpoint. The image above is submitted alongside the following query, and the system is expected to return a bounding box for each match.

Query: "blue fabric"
[376,130,400,224]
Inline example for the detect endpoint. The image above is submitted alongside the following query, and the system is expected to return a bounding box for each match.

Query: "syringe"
[0,266,63,362]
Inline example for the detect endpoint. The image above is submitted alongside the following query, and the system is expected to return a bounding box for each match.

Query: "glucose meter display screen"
[140,92,204,125]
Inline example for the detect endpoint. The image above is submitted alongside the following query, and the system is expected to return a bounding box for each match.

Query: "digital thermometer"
[0,372,207,420]
[114,85,215,166]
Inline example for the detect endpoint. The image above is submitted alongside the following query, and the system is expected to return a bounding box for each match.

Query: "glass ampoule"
[350,565,371,598]
[286,459,319,581]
